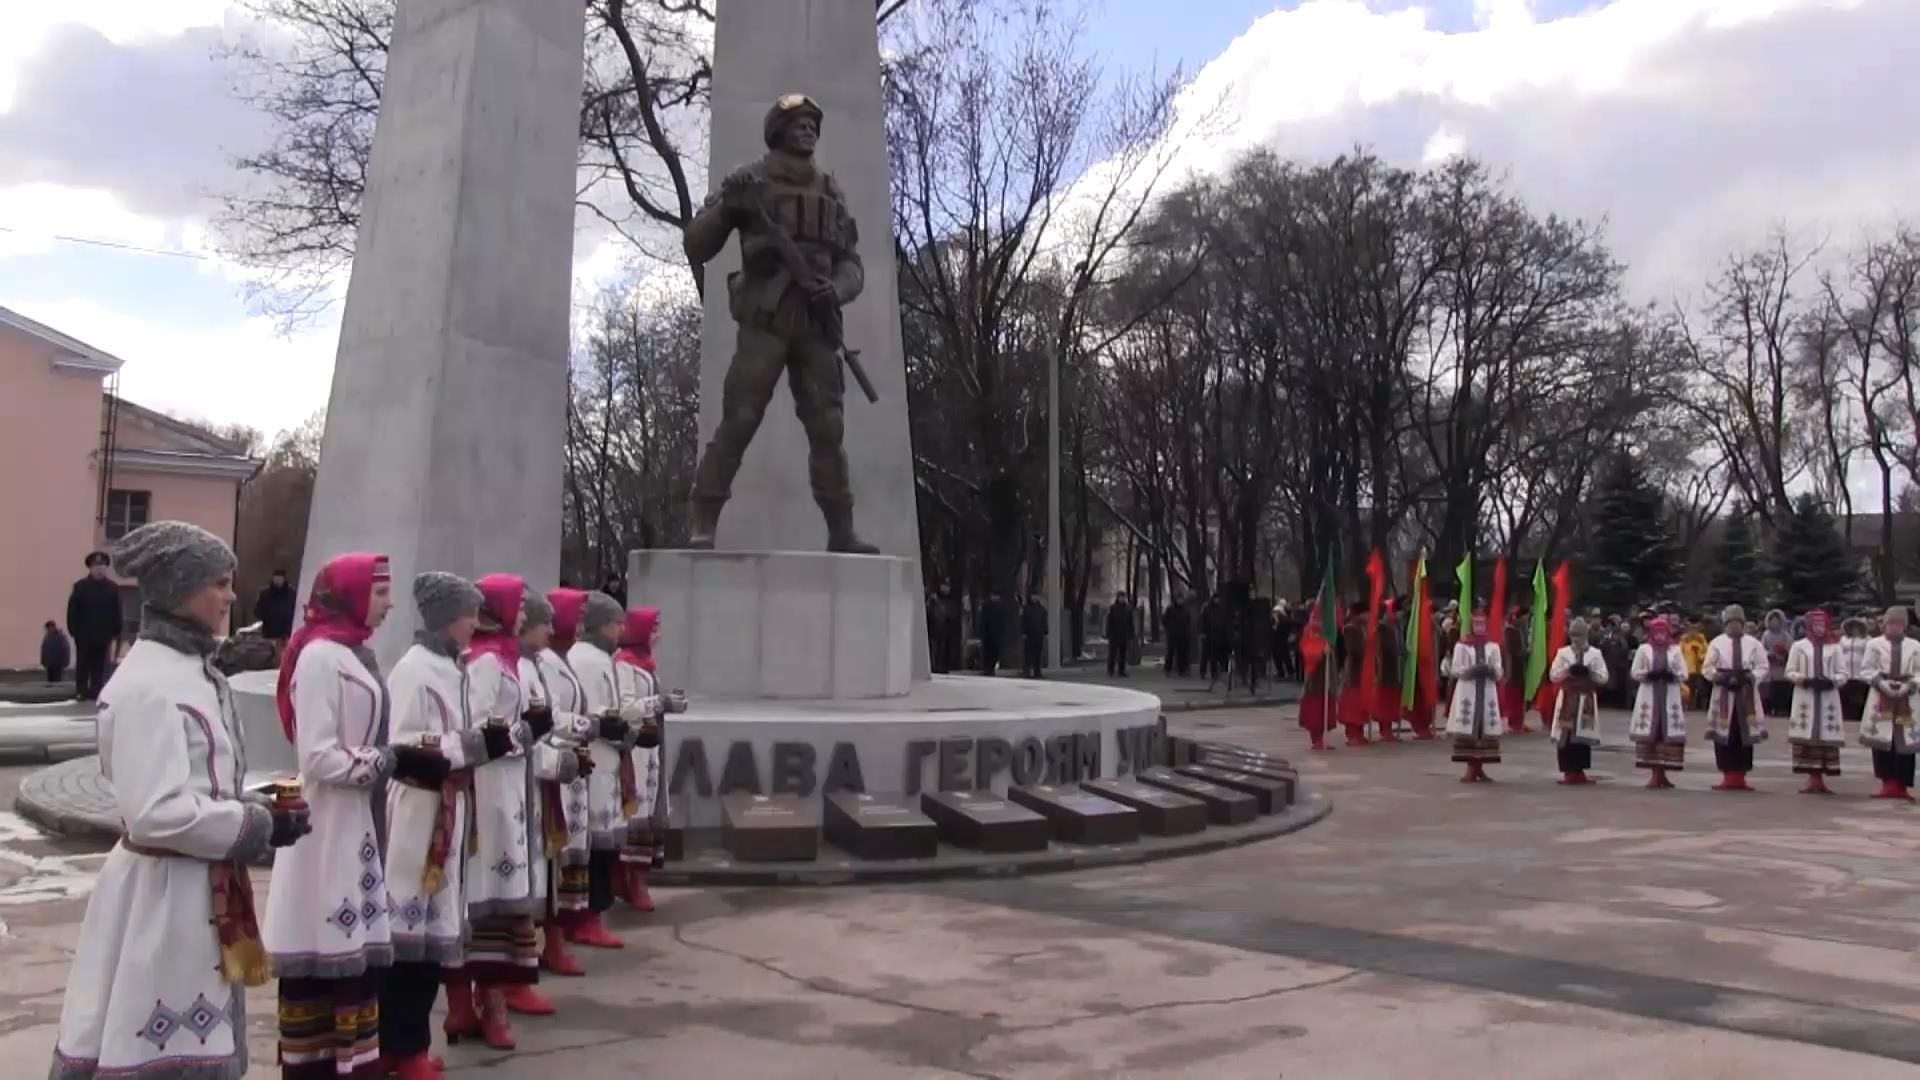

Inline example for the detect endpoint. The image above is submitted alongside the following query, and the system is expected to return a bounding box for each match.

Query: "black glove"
[392,744,451,788]
[269,808,312,848]
[598,714,630,742]
[574,746,595,777]
[634,725,661,750]
[524,706,555,741]
[1807,676,1834,692]
[1567,664,1589,679]
[481,723,515,761]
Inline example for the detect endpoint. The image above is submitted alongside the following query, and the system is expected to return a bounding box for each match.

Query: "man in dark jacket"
[978,592,1007,676]
[1020,594,1048,678]
[1201,592,1231,680]
[254,569,298,644]
[1163,595,1193,677]
[41,621,70,684]
[1105,593,1136,677]
[65,551,124,701]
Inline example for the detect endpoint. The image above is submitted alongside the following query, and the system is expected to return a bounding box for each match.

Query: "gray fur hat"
[1568,617,1589,640]
[581,591,624,635]
[1722,604,1747,626]
[520,590,554,631]
[413,572,482,632]
[111,521,235,611]
[1885,605,1910,626]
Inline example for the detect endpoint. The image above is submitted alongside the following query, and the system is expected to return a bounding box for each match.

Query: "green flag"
[1525,560,1550,698]
[1454,553,1472,621]
[1402,557,1425,710]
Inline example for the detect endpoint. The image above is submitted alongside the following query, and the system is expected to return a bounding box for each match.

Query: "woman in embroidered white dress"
[264,552,430,1080]
[457,574,539,1050]
[537,589,600,949]
[1547,618,1607,786]
[51,521,310,1080]
[378,573,501,1076]
[1444,609,1503,783]
[1629,616,1688,789]
[565,593,646,930]
[613,607,680,907]
[1785,609,1847,795]
[1860,606,1920,801]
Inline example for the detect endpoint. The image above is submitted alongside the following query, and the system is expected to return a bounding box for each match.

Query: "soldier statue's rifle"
[724,175,881,405]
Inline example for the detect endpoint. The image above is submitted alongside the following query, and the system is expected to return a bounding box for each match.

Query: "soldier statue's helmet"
[764,93,825,148]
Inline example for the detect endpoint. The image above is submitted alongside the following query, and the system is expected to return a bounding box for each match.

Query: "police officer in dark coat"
[1105,593,1136,677]
[1162,596,1193,677]
[65,551,124,701]
[1020,595,1048,678]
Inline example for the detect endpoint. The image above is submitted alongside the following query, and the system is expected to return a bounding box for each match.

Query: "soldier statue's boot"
[819,499,879,555]
[687,497,726,550]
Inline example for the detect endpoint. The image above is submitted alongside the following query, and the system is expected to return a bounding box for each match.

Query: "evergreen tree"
[1706,506,1768,612]
[1582,452,1681,613]
[1770,494,1863,612]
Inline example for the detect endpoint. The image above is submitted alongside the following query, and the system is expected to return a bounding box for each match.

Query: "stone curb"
[650,791,1331,887]
[14,756,121,843]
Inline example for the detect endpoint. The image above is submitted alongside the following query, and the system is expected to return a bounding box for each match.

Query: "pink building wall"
[0,332,108,668]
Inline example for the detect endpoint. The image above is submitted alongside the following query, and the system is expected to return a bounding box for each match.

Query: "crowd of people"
[49,520,678,1080]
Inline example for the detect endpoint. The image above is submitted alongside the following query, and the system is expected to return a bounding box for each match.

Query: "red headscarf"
[467,573,525,679]
[1462,611,1490,646]
[615,606,659,672]
[548,588,588,654]
[1648,616,1674,647]
[275,552,390,740]
[1805,609,1833,643]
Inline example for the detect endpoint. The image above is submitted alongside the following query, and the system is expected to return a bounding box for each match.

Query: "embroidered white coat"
[612,658,665,827]
[567,642,641,848]
[1444,641,1503,739]
[1859,636,1920,751]
[1702,634,1770,743]
[1548,645,1608,747]
[517,655,587,900]
[1629,644,1688,742]
[537,648,594,867]
[382,643,484,964]
[52,639,275,1080]
[1785,638,1847,746]
[463,650,534,917]
[263,640,395,979]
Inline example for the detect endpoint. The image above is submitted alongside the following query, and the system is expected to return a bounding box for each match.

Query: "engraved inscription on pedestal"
[823,791,939,860]
[919,790,1050,853]
[1079,778,1208,836]
[1175,764,1294,814]
[721,792,821,861]
[1196,744,1291,771]
[1135,767,1258,825]
[1007,785,1140,845]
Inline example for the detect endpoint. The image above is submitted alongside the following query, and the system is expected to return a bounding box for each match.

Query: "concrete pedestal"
[629,550,915,700]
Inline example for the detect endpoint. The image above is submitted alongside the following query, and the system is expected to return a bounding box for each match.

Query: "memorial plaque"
[1175,764,1295,814]
[1165,735,1203,767]
[1080,778,1208,836]
[1196,751,1298,782]
[1007,784,1140,845]
[920,790,1051,853]
[666,794,690,861]
[721,792,820,862]
[1135,767,1258,825]
[1197,744,1291,770]
[823,791,940,860]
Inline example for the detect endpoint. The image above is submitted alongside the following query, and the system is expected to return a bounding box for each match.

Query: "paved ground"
[5,707,1920,1077]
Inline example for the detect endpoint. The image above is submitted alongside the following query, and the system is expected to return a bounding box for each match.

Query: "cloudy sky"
[1,0,1915,439]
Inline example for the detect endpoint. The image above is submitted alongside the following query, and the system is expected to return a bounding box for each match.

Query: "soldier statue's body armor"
[683,94,876,554]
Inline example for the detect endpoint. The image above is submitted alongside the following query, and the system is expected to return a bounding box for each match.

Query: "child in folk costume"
[1373,602,1404,742]
[1548,618,1608,785]
[1860,606,1920,800]
[1760,609,1794,719]
[263,553,417,1080]
[566,592,649,935]
[1337,602,1372,745]
[1702,605,1769,792]
[534,589,599,958]
[1445,609,1504,783]
[612,607,675,907]
[514,593,594,985]
[1297,618,1335,751]
[1840,616,1872,722]
[380,573,502,1080]
[455,574,541,1049]
[1500,606,1530,734]
[1785,610,1847,795]
[1629,616,1688,789]
[51,522,310,1080]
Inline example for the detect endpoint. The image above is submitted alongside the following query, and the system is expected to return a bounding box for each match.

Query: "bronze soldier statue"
[683,93,878,554]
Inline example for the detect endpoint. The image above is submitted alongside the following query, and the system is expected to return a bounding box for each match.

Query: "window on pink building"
[104,489,150,541]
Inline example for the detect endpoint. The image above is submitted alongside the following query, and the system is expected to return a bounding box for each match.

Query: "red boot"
[383,1053,443,1080]
[1713,771,1752,792]
[1644,768,1675,790]
[1342,724,1371,747]
[1375,719,1401,743]
[502,982,555,1016]
[566,912,624,949]
[1460,762,1491,783]
[541,926,585,976]
[1873,780,1915,801]
[1308,733,1328,751]
[443,979,480,1044]
[1799,774,1831,795]
[478,986,516,1050]
[624,864,656,914]
[1558,772,1589,785]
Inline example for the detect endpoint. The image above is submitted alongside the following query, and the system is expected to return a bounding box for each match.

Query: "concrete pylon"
[298,0,585,662]
[700,0,930,678]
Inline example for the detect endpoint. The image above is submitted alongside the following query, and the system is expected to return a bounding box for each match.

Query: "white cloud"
[1421,126,1467,165]
[0,1,233,109]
